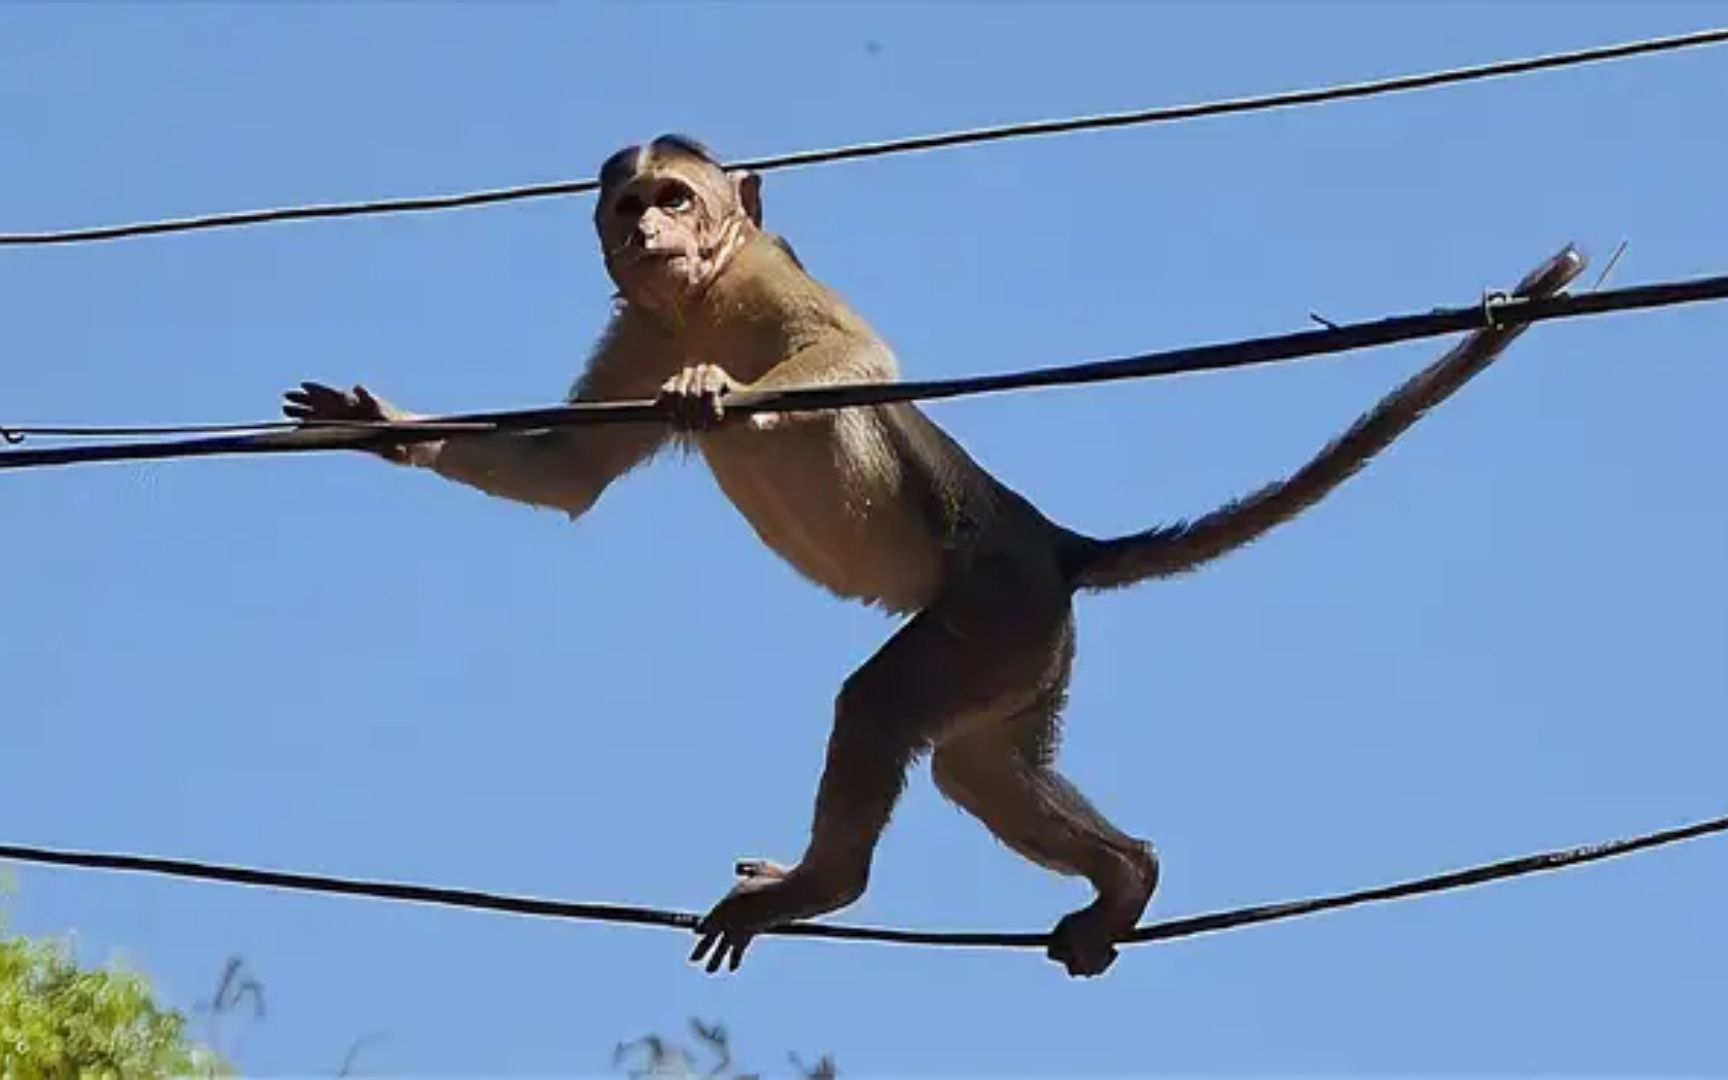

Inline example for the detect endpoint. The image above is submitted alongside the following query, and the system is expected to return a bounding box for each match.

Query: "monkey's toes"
[1047,910,1122,978]
[689,926,753,974]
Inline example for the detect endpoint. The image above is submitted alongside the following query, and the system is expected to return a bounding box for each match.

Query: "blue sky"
[3,2,1725,1074]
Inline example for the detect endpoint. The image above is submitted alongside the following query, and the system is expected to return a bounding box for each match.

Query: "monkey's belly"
[698,414,942,612]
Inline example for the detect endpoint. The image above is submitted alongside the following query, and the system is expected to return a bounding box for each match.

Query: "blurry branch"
[615,1019,836,1079]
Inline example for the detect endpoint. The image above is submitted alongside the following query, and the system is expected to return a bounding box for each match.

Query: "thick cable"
[10,249,1728,474]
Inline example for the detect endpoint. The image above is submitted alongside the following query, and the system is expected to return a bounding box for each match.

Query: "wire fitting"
[1480,289,1514,331]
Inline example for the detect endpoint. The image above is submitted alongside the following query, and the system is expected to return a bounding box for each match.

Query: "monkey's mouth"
[612,232,690,256]
[613,246,693,273]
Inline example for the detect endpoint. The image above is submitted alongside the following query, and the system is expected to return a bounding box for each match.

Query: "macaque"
[285,135,1567,977]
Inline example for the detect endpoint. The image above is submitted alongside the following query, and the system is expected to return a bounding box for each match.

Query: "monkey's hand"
[281,382,420,465]
[656,364,751,432]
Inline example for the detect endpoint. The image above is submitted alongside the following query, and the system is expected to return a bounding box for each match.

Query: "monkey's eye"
[656,182,694,212]
[614,194,645,219]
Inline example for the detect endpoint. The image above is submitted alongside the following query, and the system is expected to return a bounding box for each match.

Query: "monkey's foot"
[1046,905,1128,978]
[1047,846,1158,978]
[689,858,863,974]
[658,364,737,430]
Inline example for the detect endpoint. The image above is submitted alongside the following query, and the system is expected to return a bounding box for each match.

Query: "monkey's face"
[596,156,743,313]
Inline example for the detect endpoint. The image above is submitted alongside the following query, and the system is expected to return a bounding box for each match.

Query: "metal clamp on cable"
[1480,290,1513,331]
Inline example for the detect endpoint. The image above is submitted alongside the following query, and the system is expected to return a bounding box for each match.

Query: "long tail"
[1068,246,1586,592]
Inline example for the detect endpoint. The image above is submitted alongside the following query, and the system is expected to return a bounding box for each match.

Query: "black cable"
[0,419,485,439]
[2,28,1722,248]
[8,249,1728,475]
[3,811,1722,950]
[1,421,297,439]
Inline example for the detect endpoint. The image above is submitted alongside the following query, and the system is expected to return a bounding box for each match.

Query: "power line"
[0,418,485,440]
[2,421,296,439]
[7,247,1728,475]
[2,28,1723,249]
[3,811,1722,952]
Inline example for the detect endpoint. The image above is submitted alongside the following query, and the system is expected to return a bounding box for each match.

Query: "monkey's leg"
[692,584,1070,973]
[932,709,1159,978]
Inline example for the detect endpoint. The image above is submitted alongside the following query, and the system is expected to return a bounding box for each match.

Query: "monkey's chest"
[696,411,942,612]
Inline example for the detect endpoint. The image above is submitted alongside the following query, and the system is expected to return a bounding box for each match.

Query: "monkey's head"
[595,135,763,313]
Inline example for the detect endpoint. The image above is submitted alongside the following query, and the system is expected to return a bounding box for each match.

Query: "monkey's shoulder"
[770,233,806,271]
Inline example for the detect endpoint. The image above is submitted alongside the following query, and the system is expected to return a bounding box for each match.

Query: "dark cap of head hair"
[598,134,719,192]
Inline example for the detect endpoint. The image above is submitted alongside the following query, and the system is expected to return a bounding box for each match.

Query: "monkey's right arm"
[421,423,667,519]
[283,312,678,521]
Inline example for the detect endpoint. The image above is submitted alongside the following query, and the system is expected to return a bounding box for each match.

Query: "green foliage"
[0,919,226,1078]
[615,1018,836,1079]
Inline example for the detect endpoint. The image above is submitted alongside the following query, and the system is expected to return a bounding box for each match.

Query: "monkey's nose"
[637,231,678,256]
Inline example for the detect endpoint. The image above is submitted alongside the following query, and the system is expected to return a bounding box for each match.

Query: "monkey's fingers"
[351,385,397,420]
[656,376,696,430]
[700,389,727,428]
[657,366,738,431]
[656,390,719,431]
[693,365,734,427]
[709,368,739,426]
[295,382,350,406]
[282,382,356,420]
[281,400,332,421]
[282,388,323,414]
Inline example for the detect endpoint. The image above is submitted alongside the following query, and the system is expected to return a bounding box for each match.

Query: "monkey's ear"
[731,170,763,227]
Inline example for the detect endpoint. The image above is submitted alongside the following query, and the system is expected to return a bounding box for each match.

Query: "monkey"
[284,134,1572,978]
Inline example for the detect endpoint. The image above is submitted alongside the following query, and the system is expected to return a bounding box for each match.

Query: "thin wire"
[0,418,490,439]
[9,252,1728,474]
[1592,240,1631,292]
[2,421,297,438]
[2,27,1723,248]
[2,811,1721,950]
